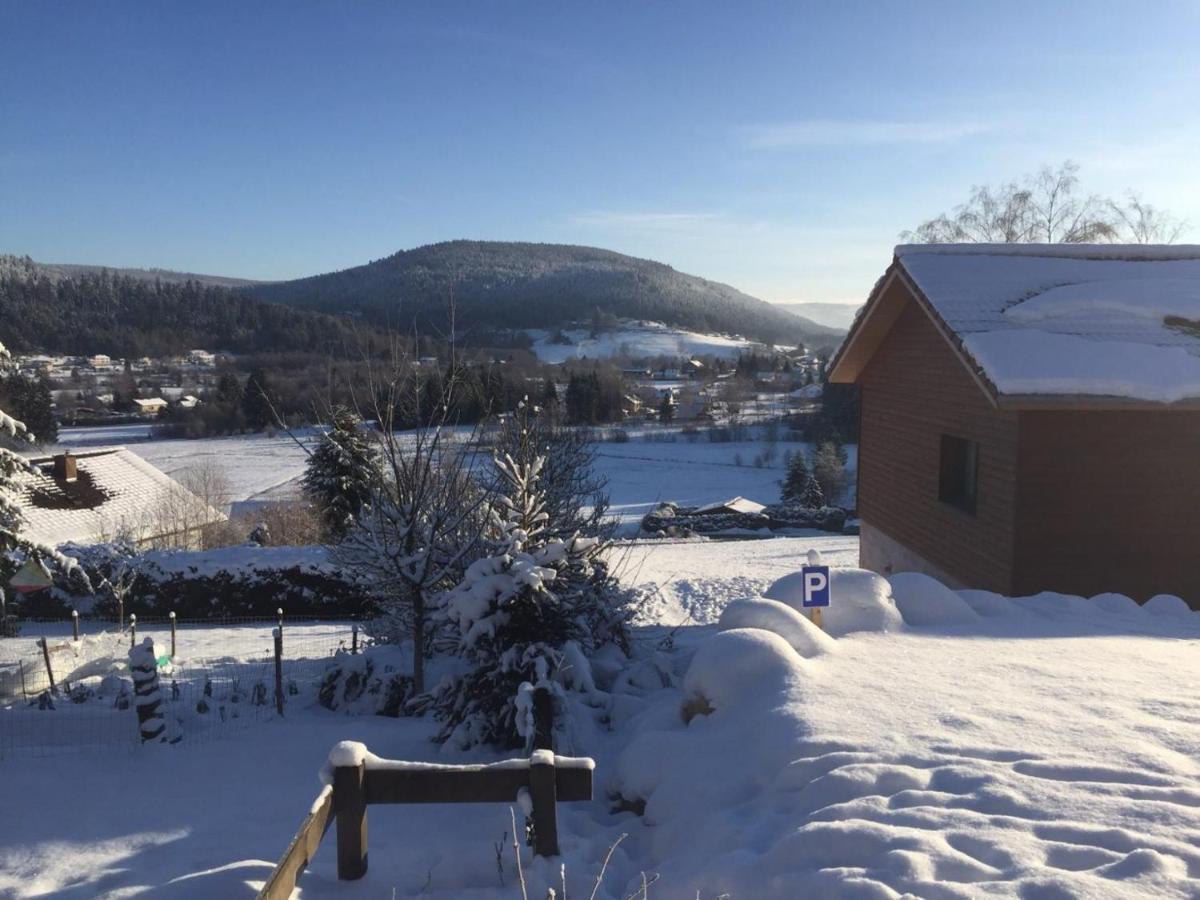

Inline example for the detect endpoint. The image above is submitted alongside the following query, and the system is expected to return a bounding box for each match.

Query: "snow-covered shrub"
[717,597,836,658]
[765,567,903,637]
[431,450,633,750]
[317,647,416,717]
[957,589,1015,617]
[1090,592,1141,615]
[1144,593,1192,617]
[128,637,167,743]
[682,627,806,718]
[54,543,373,618]
[887,572,979,627]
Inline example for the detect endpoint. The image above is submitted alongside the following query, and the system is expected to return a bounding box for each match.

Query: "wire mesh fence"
[0,616,368,760]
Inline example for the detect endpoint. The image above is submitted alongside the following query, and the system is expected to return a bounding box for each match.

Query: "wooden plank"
[362,761,592,805]
[528,751,558,856]
[257,786,334,900]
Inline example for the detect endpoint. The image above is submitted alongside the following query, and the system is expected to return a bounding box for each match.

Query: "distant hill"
[249,240,844,349]
[774,302,862,332]
[0,255,372,358]
[0,256,260,290]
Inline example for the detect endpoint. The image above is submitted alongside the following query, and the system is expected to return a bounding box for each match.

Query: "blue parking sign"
[801,565,830,608]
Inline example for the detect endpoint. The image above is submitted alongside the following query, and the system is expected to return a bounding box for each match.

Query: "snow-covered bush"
[765,567,903,637]
[887,572,979,627]
[717,597,836,658]
[53,543,373,618]
[317,647,415,717]
[431,449,633,750]
[682,627,806,718]
[128,637,167,743]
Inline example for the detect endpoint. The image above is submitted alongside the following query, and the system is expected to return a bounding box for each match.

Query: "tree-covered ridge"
[0,256,373,358]
[248,240,844,347]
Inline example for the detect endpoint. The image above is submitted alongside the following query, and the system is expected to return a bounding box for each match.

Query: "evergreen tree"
[432,435,632,749]
[811,440,848,506]
[302,410,380,541]
[215,370,243,403]
[780,452,810,504]
[0,342,30,555]
[658,391,676,423]
[0,374,56,445]
[241,368,275,430]
[800,471,826,509]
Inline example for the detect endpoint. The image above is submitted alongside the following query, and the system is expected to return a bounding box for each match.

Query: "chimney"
[53,452,78,483]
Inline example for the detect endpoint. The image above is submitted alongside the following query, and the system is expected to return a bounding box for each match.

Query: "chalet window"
[938,434,978,515]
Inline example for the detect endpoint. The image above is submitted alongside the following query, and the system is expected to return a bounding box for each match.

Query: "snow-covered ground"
[57,426,858,525]
[527,320,764,363]
[3,539,1199,898]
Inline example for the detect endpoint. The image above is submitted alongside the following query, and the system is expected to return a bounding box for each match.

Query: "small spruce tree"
[302,409,380,541]
[780,452,810,504]
[432,421,631,749]
[800,471,826,509]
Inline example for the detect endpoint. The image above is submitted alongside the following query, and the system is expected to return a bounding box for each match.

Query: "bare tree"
[903,160,1183,245]
[1109,192,1187,244]
[332,340,492,694]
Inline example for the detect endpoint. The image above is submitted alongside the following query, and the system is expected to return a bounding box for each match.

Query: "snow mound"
[717,597,836,658]
[888,572,979,627]
[682,628,806,714]
[1091,592,1141,615]
[957,589,1015,617]
[1014,591,1096,620]
[764,567,903,637]
[1144,594,1192,617]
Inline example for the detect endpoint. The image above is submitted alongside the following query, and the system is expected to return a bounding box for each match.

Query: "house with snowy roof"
[17,448,225,549]
[829,244,1200,606]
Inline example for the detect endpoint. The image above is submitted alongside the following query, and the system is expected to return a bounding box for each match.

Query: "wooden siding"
[858,288,1019,593]
[1015,411,1200,604]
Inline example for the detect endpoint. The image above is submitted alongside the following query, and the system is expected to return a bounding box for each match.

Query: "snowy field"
[2,537,1199,898]
[57,425,858,526]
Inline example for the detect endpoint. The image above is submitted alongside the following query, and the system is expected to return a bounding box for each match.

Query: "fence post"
[117,596,124,630]
[529,749,559,857]
[334,762,368,880]
[351,623,358,655]
[532,687,554,752]
[169,611,177,659]
[129,614,137,649]
[39,637,57,695]
[274,626,284,716]
[71,609,80,642]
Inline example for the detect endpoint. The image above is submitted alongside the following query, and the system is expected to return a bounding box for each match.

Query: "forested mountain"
[249,241,843,348]
[0,255,372,358]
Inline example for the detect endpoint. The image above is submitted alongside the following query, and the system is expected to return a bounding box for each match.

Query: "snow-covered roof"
[694,496,767,516]
[17,447,225,547]
[848,244,1200,404]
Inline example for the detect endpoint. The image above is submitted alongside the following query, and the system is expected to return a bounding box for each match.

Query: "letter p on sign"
[801,565,830,608]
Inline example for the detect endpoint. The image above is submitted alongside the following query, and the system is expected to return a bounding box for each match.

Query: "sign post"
[800,564,830,629]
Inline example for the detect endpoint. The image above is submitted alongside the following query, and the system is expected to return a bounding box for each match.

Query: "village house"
[132,397,168,417]
[16,448,226,549]
[829,243,1200,606]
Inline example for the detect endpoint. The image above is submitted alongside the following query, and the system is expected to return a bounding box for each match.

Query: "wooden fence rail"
[257,744,594,900]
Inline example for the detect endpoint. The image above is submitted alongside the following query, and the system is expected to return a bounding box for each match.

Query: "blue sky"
[2,1,1198,305]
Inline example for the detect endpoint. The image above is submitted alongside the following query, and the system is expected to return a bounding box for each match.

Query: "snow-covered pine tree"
[432,436,630,750]
[800,470,826,509]
[0,341,90,611]
[302,408,380,541]
[0,341,30,557]
[780,452,810,504]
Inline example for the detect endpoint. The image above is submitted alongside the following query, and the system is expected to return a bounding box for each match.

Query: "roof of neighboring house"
[830,244,1200,407]
[694,496,766,516]
[17,447,225,547]
[133,397,167,407]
